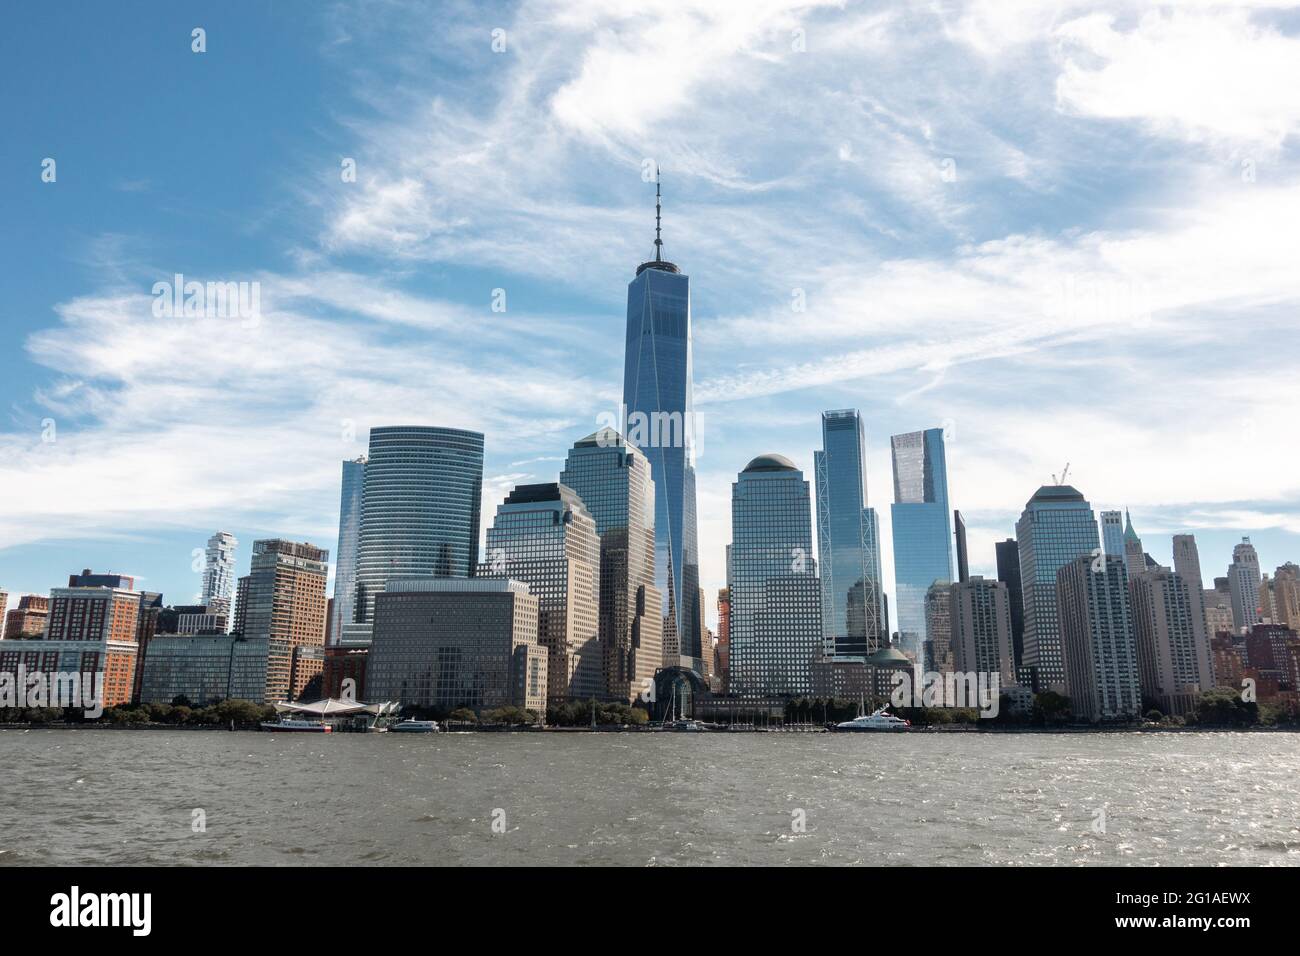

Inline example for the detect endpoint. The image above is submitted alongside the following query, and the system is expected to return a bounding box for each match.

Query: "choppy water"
[2,729,1298,866]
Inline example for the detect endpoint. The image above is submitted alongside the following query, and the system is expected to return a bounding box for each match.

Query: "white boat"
[389,718,441,733]
[831,706,910,732]
[259,718,332,733]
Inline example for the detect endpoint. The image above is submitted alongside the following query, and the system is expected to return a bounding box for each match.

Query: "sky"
[3,0,1300,629]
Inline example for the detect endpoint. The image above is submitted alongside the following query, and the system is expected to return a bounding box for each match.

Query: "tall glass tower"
[344,426,483,643]
[729,454,822,697]
[890,428,953,649]
[1015,484,1100,690]
[814,409,883,658]
[328,455,366,645]
[621,174,702,668]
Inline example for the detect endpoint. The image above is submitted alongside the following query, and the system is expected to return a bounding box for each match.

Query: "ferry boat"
[389,718,441,733]
[259,717,332,733]
[830,705,910,732]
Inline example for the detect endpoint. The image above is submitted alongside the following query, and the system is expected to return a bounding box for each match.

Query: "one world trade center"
[621,173,704,671]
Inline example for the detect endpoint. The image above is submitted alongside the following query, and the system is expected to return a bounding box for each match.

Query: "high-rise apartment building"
[329,456,366,646]
[1273,563,1300,629]
[1016,484,1101,690]
[3,594,50,639]
[1171,533,1211,660]
[729,454,822,697]
[1228,537,1263,629]
[890,428,953,650]
[234,539,329,702]
[950,577,1016,686]
[621,177,703,672]
[1056,554,1141,722]
[560,429,663,702]
[201,532,238,621]
[953,510,969,585]
[716,587,730,693]
[924,580,953,674]
[346,426,484,643]
[1130,567,1215,716]
[480,483,602,702]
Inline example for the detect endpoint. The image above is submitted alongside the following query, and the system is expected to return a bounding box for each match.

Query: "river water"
[3,729,1298,866]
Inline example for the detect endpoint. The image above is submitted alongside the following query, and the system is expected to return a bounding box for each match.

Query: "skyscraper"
[621,175,703,672]
[201,531,238,621]
[1171,533,1210,661]
[994,538,1025,668]
[1122,510,1147,578]
[890,428,953,649]
[1057,554,1141,722]
[729,454,822,697]
[480,483,602,702]
[328,456,366,646]
[814,409,883,659]
[1130,567,1215,716]
[234,538,330,703]
[1016,484,1100,690]
[560,429,663,703]
[1100,510,1124,559]
[953,510,969,584]
[346,426,484,643]
[1228,537,1263,629]
[950,577,1016,686]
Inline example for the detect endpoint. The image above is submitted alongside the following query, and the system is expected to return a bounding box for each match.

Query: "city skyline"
[5,2,1300,633]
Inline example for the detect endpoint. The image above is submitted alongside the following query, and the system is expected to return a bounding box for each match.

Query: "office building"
[1228,537,1263,629]
[994,539,1025,667]
[367,578,545,714]
[346,426,484,643]
[560,428,663,703]
[1100,510,1124,559]
[729,454,822,697]
[480,483,601,702]
[1016,484,1101,690]
[234,539,329,702]
[621,176,703,671]
[4,595,49,639]
[814,409,885,659]
[890,428,953,647]
[329,456,366,645]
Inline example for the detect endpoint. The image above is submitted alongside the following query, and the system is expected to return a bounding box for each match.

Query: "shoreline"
[3,722,1297,735]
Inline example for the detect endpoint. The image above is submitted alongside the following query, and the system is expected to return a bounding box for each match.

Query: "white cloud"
[1055,8,1300,149]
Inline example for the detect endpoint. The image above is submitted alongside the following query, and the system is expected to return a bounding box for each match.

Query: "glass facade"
[480,483,602,702]
[994,538,1025,667]
[560,429,663,702]
[1016,485,1101,690]
[622,262,702,666]
[813,409,883,658]
[347,426,484,641]
[890,428,953,647]
[1100,510,1124,558]
[729,455,822,697]
[329,456,366,645]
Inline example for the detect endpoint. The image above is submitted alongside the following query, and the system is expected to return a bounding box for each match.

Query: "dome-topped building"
[743,453,797,473]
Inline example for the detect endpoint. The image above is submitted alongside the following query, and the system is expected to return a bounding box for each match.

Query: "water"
[3,729,1298,866]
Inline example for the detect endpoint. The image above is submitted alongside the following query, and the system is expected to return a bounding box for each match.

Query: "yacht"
[389,718,441,733]
[259,717,332,733]
[831,706,910,732]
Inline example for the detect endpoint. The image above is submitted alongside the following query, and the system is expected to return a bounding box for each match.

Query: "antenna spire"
[654,165,663,262]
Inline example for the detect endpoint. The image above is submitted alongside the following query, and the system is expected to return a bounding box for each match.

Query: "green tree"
[1032,691,1072,725]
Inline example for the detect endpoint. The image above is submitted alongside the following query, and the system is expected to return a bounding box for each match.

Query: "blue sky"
[4,0,1300,628]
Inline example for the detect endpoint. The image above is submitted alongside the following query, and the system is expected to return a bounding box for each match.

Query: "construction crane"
[1052,462,1071,486]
